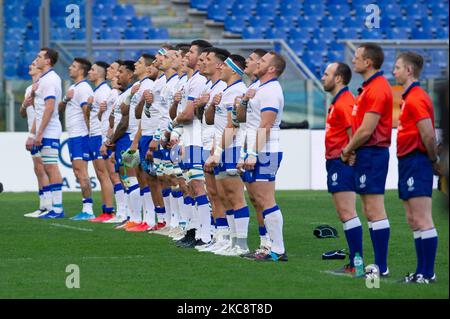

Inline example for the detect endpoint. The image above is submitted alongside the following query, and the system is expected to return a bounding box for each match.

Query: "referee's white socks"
[262,205,285,255]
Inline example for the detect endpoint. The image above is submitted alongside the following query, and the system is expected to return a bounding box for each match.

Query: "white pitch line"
[50,223,93,232]
[82,255,145,260]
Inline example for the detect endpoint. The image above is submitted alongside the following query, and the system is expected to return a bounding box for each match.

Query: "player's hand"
[143,90,153,104]
[87,96,94,107]
[35,132,43,147]
[99,101,107,113]
[25,137,35,151]
[149,139,158,152]
[130,141,138,152]
[236,158,245,174]
[212,93,222,107]
[234,95,243,108]
[66,89,74,101]
[174,90,183,104]
[31,82,39,93]
[204,155,219,173]
[340,149,351,164]
[100,143,108,157]
[110,152,116,164]
[432,158,444,176]
[23,95,34,107]
[348,152,356,166]
[199,93,210,106]
[244,89,256,101]
[145,149,153,161]
[131,83,140,96]
[244,154,257,171]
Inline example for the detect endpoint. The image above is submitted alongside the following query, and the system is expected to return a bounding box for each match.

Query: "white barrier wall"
[0,130,438,191]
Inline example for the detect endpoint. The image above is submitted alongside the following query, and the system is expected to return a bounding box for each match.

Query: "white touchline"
[50,223,93,232]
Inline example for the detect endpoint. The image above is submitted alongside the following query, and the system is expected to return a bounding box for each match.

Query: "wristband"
[62,96,69,104]
[214,146,223,157]
[124,93,132,106]
[240,99,249,108]
[28,133,36,139]
[247,150,257,158]
[153,128,161,141]
[240,148,247,160]
[168,121,173,132]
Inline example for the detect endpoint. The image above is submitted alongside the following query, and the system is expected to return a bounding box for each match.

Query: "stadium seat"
[224,16,244,33]
[248,16,273,29]
[298,16,321,29]
[336,28,360,40]
[93,3,114,16]
[207,5,227,22]
[289,28,311,41]
[72,28,87,40]
[313,28,335,42]
[327,4,351,17]
[404,4,428,17]
[105,16,123,28]
[418,17,442,29]
[5,63,18,78]
[273,16,298,29]
[279,2,302,17]
[124,28,147,40]
[360,29,385,40]
[307,40,328,52]
[429,2,449,18]
[435,27,449,39]
[411,28,433,39]
[191,0,212,11]
[130,16,152,28]
[342,17,361,28]
[112,4,135,17]
[148,28,169,39]
[99,28,123,40]
[385,27,411,39]
[328,50,344,63]
[321,16,343,29]
[242,27,266,39]
[265,28,289,40]
[287,39,304,56]
[329,42,345,52]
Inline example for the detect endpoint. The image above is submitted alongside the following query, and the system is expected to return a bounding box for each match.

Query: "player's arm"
[26,118,37,150]
[417,118,441,172]
[36,97,56,146]
[130,123,142,151]
[255,110,277,152]
[110,102,129,144]
[82,96,93,132]
[135,97,145,120]
[341,112,380,158]
[205,93,221,125]
[173,99,195,126]
[169,90,182,120]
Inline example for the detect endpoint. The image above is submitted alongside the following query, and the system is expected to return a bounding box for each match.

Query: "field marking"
[82,255,146,260]
[320,270,398,284]
[50,223,93,232]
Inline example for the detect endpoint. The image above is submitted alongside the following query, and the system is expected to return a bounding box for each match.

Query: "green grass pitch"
[0,190,448,298]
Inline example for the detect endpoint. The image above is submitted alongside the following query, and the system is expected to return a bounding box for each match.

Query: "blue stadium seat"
[336,28,360,40]
[3,52,19,64]
[393,17,410,28]
[51,28,73,40]
[404,4,427,17]
[5,28,24,41]
[242,27,266,39]
[435,27,449,39]
[313,28,335,41]
[429,2,449,18]
[287,39,304,56]
[113,4,135,17]
[5,15,28,28]
[105,16,122,28]
[307,40,328,52]
[327,4,351,17]
[321,16,343,29]
[22,40,39,52]
[273,16,298,29]
[418,17,442,29]
[303,3,326,16]
[72,28,86,40]
[289,28,311,41]
[191,0,212,11]
[385,27,411,39]
[265,28,289,40]
[25,28,39,41]
[99,28,123,40]
[360,29,384,40]
[279,2,302,17]
[5,63,18,79]
[248,16,273,29]
[329,42,345,52]
[94,3,114,16]
[328,51,344,63]
[148,28,169,39]
[130,16,152,28]
[411,28,433,39]
[298,16,321,29]
[231,2,256,14]
[342,17,361,28]
[207,5,227,22]
[124,28,147,40]
[224,16,244,33]
[23,1,41,18]
[256,3,279,16]
[430,50,449,68]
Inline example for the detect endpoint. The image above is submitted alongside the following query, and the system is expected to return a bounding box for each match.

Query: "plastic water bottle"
[354,253,364,277]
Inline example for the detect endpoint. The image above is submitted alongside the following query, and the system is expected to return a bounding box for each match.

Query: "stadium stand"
[2,0,449,81]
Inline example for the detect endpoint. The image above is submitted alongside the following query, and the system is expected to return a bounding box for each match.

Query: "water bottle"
[353,253,364,277]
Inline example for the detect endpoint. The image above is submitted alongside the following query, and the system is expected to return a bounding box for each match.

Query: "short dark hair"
[205,47,230,62]
[121,60,135,73]
[175,43,191,50]
[397,51,424,78]
[74,57,92,77]
[40,47,58,66]
[141,53,156,66]
[268,51,286,76]
[177,45,190,57]
[359,42,384,70]
[191,39,213,53]
[229,54,246,72]
[94,61,110,76]
[253,48,268,59]
[114,59,123,65]
[334,62,352,85]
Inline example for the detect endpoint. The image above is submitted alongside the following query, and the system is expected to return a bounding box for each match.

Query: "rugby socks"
[38,189,45,210]
[225,209,236,247]
[196,194,212,243]
[162,188,172,226]
[259,226,270,248]
[234,206,250,250]
[421,228,438,279]
[155,206,166,224]
[113,183,127,219]
[82,198,93,214]
[182,196,194,229]
[191,198,200,239]
[368,222,376,255]
[42,185,52,210]
[371,219,390,274]
[413,230,424,275]
[171,190,183,228]
[343,216,363,267]
[126,177,141,222]
[263,205,285,255]
[141,187,154,225]
[50,183,63,214]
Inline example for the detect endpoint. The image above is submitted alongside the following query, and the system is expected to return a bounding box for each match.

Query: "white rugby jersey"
[102,88,119,139]
[160,73,179,132]
[175,73,188,117]
[202,79,227,150]
[129,77,154,139]
[214,80,247,148]
[65,79,93,138]
[24,85,35,131]
[113,85,133,133]
[89,81,111,138]
[140,73,165,136]
[182,70,207,146]
[34,68,62,139]
[239,79,260,148]
[246,78,284,152]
